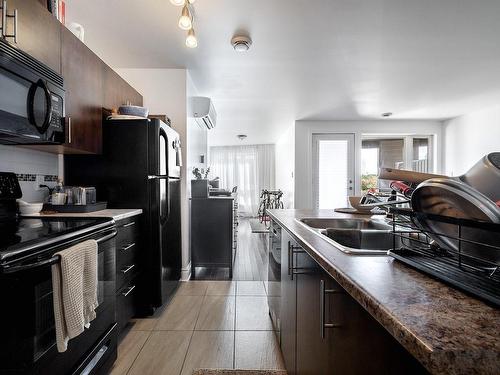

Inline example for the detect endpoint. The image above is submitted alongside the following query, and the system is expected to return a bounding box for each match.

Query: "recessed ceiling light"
[231,35,252,52]
[381,112,393,117]
[237,134,247,140]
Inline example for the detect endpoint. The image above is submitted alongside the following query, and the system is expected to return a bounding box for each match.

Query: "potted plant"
[191,167,210,198]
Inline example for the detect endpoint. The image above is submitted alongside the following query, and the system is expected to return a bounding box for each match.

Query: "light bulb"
[170,0,185,6]
[178,5,192,30]
[186,28,198,48]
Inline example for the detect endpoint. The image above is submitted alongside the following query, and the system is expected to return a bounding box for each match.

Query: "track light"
[170,0,198,47]
[170,0,185,6]
[178,5,192,30]
[186,28,198,48]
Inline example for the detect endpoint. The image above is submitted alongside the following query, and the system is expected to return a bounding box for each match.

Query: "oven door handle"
[1,229,117,274]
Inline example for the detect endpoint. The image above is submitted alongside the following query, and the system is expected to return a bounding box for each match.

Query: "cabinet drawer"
[115,218,139,248]
[116,279,139,333]
[116,241,139,270]
[116,262,139,292]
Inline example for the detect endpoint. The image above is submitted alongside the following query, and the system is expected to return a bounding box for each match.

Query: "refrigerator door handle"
[167,179,171,222]
[148,175,169,179]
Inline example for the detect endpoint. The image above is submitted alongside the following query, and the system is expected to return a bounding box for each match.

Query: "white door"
[312,134,355,209]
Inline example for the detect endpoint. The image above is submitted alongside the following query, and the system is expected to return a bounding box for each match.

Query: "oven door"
[0,228,116,375]
[0,40,64,144]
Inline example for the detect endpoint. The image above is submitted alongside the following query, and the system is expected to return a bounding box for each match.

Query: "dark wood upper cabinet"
[14,0,143,154]
[102,65,143,111]
[5,0,61,73]
[60,26,103,154]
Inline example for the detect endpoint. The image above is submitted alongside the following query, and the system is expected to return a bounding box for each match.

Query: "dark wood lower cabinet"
[280,230,297,375]
[279,227,428,375]
[114,215,142,334]
[191,198,236,278]
[296,253,330,375]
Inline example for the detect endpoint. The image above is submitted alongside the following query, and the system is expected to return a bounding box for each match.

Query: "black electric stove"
[0,172,118,375]
[0,217,113,266]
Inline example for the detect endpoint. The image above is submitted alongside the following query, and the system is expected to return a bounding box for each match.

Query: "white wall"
[294,120,443,209]
[443,104,500,176]
[0,146,59,202]
[187,73,208,176]
[275,125,295,208]
[116,68,207,280]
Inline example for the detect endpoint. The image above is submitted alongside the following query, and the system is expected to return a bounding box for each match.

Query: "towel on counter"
[51,239,99,352]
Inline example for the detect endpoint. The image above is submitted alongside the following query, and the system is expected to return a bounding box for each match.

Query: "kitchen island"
[267,209,500,375]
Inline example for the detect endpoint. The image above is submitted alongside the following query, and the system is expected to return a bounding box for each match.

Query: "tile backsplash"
[0,145,60,202]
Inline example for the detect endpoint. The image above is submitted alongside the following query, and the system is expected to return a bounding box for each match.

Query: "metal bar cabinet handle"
[320,279,341,339]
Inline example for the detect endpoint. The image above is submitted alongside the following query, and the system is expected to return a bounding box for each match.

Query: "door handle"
[288,241,305,280]
[0,1,5,38]
[320,279,342,339]
[1,1,17,43]
[66,117,72,144]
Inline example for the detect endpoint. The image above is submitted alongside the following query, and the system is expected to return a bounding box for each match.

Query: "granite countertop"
[267,209,500,375]
[24,208,143,221]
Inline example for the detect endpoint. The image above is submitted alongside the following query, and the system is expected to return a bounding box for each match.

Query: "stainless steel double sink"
[296,217,396,255]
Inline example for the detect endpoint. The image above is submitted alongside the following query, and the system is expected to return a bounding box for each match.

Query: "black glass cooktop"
[0,218,111,262]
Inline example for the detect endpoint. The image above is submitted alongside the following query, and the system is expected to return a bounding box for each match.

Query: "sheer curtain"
[210,144,275,216]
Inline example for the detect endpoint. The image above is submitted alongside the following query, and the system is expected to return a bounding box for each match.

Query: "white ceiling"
[65,0,500,145]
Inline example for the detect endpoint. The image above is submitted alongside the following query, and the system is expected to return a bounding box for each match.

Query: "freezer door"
[149,119,181,178]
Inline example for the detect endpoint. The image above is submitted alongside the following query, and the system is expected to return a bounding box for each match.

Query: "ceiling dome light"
[178,5,192,30]
[170,0,185,6]
[186,28,198,48]
[231,35,252,52]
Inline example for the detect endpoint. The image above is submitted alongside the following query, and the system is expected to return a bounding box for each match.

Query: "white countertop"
[24,208,143,221]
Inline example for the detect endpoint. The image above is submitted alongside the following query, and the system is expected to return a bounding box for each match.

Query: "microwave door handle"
[27,79,53,134]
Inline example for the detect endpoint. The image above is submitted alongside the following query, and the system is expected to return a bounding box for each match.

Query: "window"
[361,135,434,193]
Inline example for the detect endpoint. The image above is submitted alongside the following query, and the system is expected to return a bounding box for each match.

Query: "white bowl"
[348,196,372,212]
[19,202,43,215]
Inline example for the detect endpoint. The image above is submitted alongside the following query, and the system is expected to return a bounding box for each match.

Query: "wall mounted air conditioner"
[192,97,217,129]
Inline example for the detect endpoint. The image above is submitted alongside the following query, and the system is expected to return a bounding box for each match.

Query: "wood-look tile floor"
[109,281,285,375]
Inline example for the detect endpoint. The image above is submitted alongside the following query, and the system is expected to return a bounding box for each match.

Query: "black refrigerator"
[65,118,182,311]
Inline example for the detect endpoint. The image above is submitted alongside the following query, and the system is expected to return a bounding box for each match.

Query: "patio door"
[312,134,355,209]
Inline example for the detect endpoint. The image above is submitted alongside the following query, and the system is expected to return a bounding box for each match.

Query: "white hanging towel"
[51,239,99,352]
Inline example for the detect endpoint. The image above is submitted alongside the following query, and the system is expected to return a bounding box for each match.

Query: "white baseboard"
[181,262,191,281]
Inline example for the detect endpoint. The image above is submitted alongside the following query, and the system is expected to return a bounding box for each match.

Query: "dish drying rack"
[387,207,500,306]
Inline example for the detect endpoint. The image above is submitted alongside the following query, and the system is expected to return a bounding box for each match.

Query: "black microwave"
[0,39,65,144]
